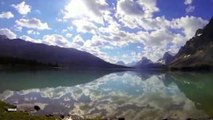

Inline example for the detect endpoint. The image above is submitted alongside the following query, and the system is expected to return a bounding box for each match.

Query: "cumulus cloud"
[136,16,207,61]
[12,1,31,15]
[118,0,144,16]
[3,0,205,63]
[20,35,41,43]
[117,0,159,17]
[42,34,70,47]
[27,30,40,35]
[139,17,170,30]
[171,16,208,39]
[184,0,194,14]
[134,29,180,61]
[70,35,85,48]
[140,28,173,47]
[95,15,207,62]
[116,0,159,28]
[0,11,14,19]
[61,11,208,63]
[72,19,98,33]
[65,33,72,38]
[62,0,109,24]
[184,0,193,5]
[0,28,17,39]
[185,5,195,13]
[16,18,50,30]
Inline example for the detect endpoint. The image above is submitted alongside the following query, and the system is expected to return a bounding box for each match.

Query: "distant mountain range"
[116,61,125,66]
[0,35,123,69]
[134,52,174,70]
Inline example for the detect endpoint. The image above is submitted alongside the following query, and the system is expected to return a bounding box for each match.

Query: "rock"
[60,115,65,119]
[118,118,125,120]
[45,114,54,117]
[34,105,41,111]
[7,108,17,112]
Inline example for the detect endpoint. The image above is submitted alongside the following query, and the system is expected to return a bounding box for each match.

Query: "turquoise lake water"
[0,70,212,120]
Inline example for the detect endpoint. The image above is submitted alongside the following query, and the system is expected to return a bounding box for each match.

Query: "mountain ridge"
[157,52,174,65]
[170,17,213,70]
[0,36,124,69]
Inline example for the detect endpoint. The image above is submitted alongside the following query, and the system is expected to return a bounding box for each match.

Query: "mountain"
[170,17,213,70]
[0,36,123,69]
[137,57,153,65]
[126,61,137,67]
[157,52,174,65]
[116,61,126,66]
[134,57,166,69]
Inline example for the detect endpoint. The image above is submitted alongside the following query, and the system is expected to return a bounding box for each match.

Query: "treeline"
[0,56,59,68]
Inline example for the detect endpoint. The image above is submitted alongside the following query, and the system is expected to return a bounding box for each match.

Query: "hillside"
[170,17,213,70]
[0,35,123,69]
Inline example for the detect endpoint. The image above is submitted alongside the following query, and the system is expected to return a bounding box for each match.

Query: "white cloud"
[20,35,41,43]
[0,28,17,39]
[14,25,23,32]
[62,0,109,24]
[60,16,207,63]
[140,28,173,47]
[185,5,195,13]
[172,16,208,39]
[133,16,208,61]
[72,19,98,33]
[57,0,208,63]
[92,15,208,62]
[0,11,14,19]
[42,34,70,47]
[12,1,31,15]
[27,30,40,35]
[16,18,50,30]
[184,0,193,5]
[70,35,85,48]
[116,0,159,28]
[118,0,144,16]
[139,17,170,30]
[117,0,159,17]
[134,29,176,61]
[65,33,72,38]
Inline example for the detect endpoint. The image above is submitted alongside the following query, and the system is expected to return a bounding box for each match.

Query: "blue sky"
[0,0,212,64]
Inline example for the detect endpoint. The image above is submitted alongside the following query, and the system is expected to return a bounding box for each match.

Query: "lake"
[0,70,213,120]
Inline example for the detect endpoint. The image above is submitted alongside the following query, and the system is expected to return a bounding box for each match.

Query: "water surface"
[0,70,212,120]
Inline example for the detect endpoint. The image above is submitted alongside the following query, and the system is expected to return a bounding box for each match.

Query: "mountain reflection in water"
[0,70,212,120]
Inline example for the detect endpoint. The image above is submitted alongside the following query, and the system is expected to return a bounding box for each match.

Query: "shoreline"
[0,100,61,120]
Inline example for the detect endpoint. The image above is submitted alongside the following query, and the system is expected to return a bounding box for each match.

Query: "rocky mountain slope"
[170,17,213,70]
[157,52,174,65]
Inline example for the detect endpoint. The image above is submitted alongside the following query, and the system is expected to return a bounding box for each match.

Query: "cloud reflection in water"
[0,71,208,120]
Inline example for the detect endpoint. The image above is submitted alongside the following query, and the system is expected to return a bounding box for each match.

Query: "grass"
[0,101,60,120]
[0,101,122,120]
